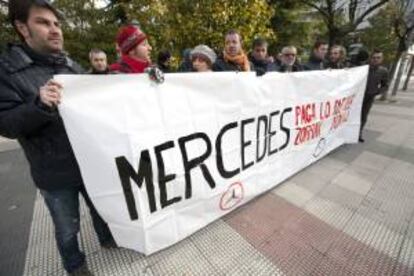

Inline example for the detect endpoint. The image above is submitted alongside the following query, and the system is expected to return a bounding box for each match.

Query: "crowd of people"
[87,23,389,144]
[87,25,356,75]
[0,1,390,275]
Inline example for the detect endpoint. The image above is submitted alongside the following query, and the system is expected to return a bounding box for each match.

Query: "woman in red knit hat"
[110,24,152,73]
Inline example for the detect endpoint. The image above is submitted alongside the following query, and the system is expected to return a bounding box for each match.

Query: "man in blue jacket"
[0,1,115,275]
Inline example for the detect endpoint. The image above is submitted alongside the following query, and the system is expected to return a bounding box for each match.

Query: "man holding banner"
[0,1,115,275]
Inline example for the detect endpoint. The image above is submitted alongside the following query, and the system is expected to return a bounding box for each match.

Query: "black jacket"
[304,55,326,71]
[213,57,255,72]
[326,61,347,69]
[250,57,277,76]
[0,44,84,190]
[365,65,389,96]
[87,68,110,74]
[275,63,304,73]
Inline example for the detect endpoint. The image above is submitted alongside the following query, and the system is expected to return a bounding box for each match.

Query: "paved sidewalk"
[2,83,414,276]
[0,136,19,152]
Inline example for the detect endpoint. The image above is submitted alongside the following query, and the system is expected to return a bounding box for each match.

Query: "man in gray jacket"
[359,49,389,142]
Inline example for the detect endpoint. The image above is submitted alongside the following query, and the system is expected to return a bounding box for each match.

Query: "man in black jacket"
[0,1,114,275]
[359,49,389,142]
[304,40,328,71]
[88,48,109,74]
[249,38,276,76]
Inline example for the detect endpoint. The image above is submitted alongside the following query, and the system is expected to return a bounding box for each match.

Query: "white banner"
[57,66,368,255]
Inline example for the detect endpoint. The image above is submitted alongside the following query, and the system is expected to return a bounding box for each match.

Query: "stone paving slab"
[13,83,414,275]
[0,136,19,152]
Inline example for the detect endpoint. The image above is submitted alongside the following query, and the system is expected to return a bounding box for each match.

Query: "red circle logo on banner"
[219,182,244,211]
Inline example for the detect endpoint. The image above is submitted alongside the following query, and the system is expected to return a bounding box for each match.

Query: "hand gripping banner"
[57,66,368,254]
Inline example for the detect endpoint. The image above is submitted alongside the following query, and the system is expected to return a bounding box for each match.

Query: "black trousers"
[360,94,375,136]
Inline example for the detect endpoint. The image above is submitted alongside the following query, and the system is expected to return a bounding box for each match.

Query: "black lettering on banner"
[216,122,240,178]
[178,132,215,199]
[279,108,292,151]
[241,118,255,170]
[115,152,156,221]
[256,115,268,163]
[155,141,181,209]
[268,110,280,156]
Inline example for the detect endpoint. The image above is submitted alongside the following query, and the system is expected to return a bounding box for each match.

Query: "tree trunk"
[381,40,405,100]
[390,52,408,99]
[402,55,414,90]
[328,28,339,46]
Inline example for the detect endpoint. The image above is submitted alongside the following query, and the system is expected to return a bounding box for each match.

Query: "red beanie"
[116,25,147,55]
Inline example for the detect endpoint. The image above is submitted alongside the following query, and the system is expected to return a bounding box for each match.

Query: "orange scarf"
[223,51,251,71]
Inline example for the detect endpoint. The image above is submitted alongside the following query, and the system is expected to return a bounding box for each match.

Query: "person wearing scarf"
[110,24,152,73]
[213,30,254,72]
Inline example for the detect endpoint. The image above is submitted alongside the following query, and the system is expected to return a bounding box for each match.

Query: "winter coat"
[0,44,84,190]
[304,55,326,71]
[212,57,255,72]
[250,57,277,76]
[365,65,389,96]
[275,63,304,73]
[326,61,347,69]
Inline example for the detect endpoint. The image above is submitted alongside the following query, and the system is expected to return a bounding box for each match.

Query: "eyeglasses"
[283,53,296,57]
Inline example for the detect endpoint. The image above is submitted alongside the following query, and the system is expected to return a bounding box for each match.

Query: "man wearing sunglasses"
[276,46,303,73]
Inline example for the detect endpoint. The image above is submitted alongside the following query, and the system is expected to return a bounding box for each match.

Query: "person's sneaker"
[358,137,365,143]
[69,264,94,276]
[101,238,118,249]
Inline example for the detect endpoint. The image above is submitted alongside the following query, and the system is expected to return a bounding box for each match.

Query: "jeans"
[40,185,113,273]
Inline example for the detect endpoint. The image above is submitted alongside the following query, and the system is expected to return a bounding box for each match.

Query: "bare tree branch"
[300,0,330,19]
[353,0,390,28]
[349,0,358,22]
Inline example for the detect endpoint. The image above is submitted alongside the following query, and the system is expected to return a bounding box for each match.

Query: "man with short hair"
[327,45,347,69]
[276,46,303,72]
[157,50,173,73]
[88,48,109,74]
[110,24,152,73]
[213,30,253,72]
[304,40,328,71]
[359,49,389,142]
[0,1,115,275]
[249,38,276,76]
